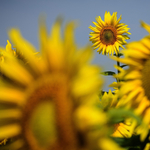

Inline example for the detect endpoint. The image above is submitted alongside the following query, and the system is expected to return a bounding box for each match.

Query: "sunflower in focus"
[0,17,114,150]
[89,11,131,55]
[111,21,150,142]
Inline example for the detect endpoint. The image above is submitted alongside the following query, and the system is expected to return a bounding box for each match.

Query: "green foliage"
[114,53,124,57]
[120,65,128,68]
[101,71,116,76]
[107,108,142,125]
[112,130,150,150]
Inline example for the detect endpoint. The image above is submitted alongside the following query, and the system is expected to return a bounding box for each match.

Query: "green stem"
[117,60,120,74]
[116,53,120,82]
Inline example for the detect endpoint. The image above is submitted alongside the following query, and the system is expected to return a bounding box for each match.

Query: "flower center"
[100,26,117,45]
[21,75,78,150]
[141,58,150,100]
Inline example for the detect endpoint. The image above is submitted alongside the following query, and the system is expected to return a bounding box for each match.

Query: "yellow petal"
[104,11,111,25]
[39,16,48,56]
[119,80,142,96]
[0,109,21,119]
[76,45,93,65]
[6,40,14,55]
[110,56,143,69]
[117,123,133,138]
[99,138,125,150]
[0,88,25,105]
[111,12,117,25]
[92,41,100,47]
[8,29,43,75]
[92,21,101,29]
[123,86,143,104]
[95,16,104,27]
[0,124,21,139]
[72,66,102,97]
[74,106,107,130]
[89,25,100,32]
[124,69,142,80]
[115,15,122,26]
[64,21,77,54]
[126,41,150,55]
[135,97,150,115]
[46,19,66,70]
[1,60,33,86]
[123,49,150,59]
[141,37,150,50]
[141,21,150,34]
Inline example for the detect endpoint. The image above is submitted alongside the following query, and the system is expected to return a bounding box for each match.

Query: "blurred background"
[0,0,150,91]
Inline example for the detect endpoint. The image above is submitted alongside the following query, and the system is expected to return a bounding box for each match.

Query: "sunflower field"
[0,12,150,150]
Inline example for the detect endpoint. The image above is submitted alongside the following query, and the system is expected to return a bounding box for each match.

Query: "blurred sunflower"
[89,11,131,55]
[99,87,137,139]
[111,21,150,142]
[99,89,118,111]
[0,18,111,150]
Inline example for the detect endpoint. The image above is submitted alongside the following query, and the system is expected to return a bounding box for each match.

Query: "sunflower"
[99,89,118,111]
[0,18,108,150]
[89,11,131,55]
[99,86,137,139]
[111,21,150,142]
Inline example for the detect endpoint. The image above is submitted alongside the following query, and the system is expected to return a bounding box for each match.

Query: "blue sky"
[0,0,150,91]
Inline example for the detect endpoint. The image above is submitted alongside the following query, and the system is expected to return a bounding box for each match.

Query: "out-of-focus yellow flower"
[99,84,136,140]
[89,11,130,55]
[112,118,137,138]
[0,18,108,150]
[74,102,125,150]
[100,89,118,110]
[100,87,137,139]
[111,21,150,142]
[74,105,107,130]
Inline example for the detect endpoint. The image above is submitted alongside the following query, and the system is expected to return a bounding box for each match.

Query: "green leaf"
[107,108,142,125]
[111,136,141,148]
[98,90,105,99]
[120,65,128,68]
[101,71,116,76]
[114,53,124,57]
[111,130,150,150]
